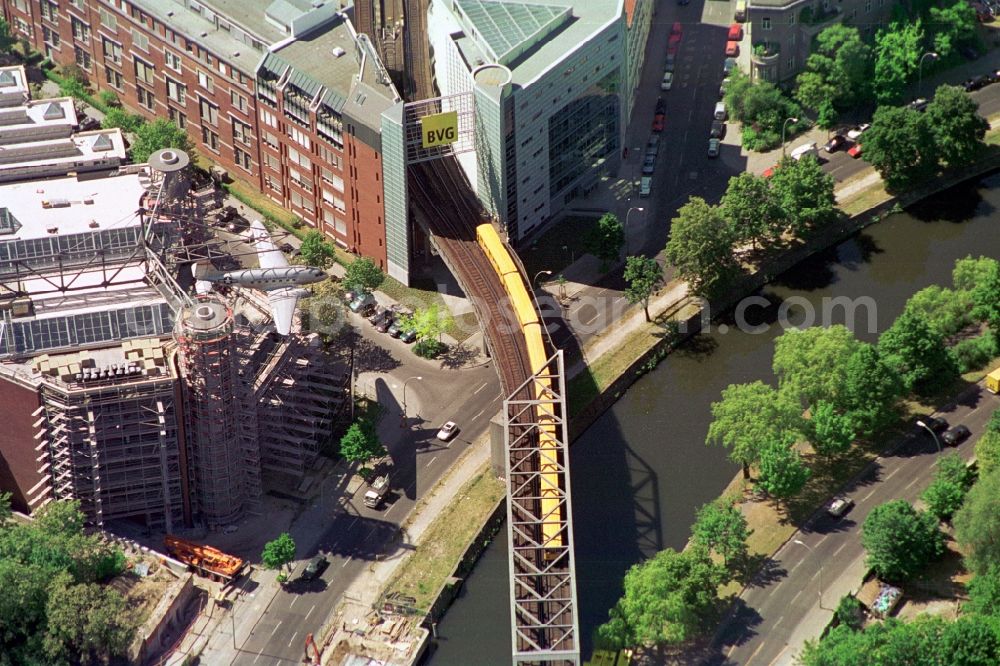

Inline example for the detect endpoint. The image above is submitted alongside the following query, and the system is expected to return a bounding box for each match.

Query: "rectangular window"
[71,16,91,42]
[197,70,214,93]
[286,146,310,169]
[166,78,186,104]
[168,107,187,129]
[333,195,345,213]
[318,145,342,168]
[322,188,334,205]
[264,152,280,170]
[40,0,58,23]
[260,109,277,128]
[263,131,278,148]
[234,147,252,171]
[230,90,248,113]
[103,37,122,65]
[232,119,250,145]
[762,17,771,30]
[165,51,182,72]
[132,29,149,52]
[105,66,123,90]
[13,0,27,11]
[290,190,315,214]
[99,8,117,31]
[69,0,84,8]
[137,86,155,111]
[14,17,30,37]
[201,127,219,152]
[43,26,60,49]
[199,97,219,126]
[288,125,310,150]
[264,173,282,194]
[288,167,313,193]
[74,45,92,71]
[134,57,154,86]
[865,0,872,11]
[789,12,795,24]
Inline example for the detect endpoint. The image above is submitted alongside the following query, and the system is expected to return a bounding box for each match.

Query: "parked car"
[725,41,740,57]
[669,32,683,47]
[708,138,721,158]
[399,328,417,343]
[652,112,665,132]
[671,21,683,36]
[367,305,389,324]
[710,120,726,139]
[301,555,328,581]
[646,134,660,157]
[278,242,295,253]
[827,497,855,519]
[437,421,459,441]
[848,143,864,159]
[823,135,849,153]
[917,415,949,433]
[790,141,818,161]
[942,425,971,446]
[640,175,653,197]
[908,97,929,112]
[846,123,870,140]
[714,101,727,121]
[728,23,743,40]
[665,53,676,73]
[964,74,993,92]
[387,318,404,337]
[655,96,666,114]
[723,57,737,75]
[642,154,656,175]
[719,77,731,98]
[661,72,674,91]
[79,116,102,131]
[375,312,396,333]
[349,292,376,315]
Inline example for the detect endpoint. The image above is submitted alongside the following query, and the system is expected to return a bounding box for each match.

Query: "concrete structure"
[746,0,892,83]
[426,0,650,242]
[353,0,430,99]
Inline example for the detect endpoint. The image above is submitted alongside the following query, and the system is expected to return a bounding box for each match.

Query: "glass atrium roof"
[453,0,571,65]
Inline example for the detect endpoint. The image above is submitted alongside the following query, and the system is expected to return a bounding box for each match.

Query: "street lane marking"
[886,467,899,480]
[765,646,790,666]
[473,381,489,395]
[342,556,353,567]
[472,408,486,421]
[425,455,438,468]
[271,620,283,636]
[288,632,298,648]
[289,595,298,608]
[787,558,803,574]
[789,589,802,605]
[774,614,784,628]
[831,541,847,559]
[861,487,878,502]
[306,604,316,620]
[253,652,262,664]
[905,476,921,491]
[746,641,767,664]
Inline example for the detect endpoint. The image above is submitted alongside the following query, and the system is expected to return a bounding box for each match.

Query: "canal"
[427,173,996,665]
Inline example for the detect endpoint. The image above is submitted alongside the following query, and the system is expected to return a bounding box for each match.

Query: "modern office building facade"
[427,0,649,243]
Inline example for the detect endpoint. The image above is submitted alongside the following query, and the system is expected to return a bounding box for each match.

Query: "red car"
[652,112,665,132]
[727,23,743,40]
[668,42,680,56]
[762,163,780,178]
[725,41,740,57]
[672,21,683,36]
[848,143,863,159]
[669,32,683,47]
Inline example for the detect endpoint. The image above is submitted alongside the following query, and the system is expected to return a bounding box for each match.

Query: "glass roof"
[0,208,21,235]
[454,0,570,65]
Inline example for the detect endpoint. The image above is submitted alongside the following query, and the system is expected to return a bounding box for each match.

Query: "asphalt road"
[227,316,502,665]
[715,384,1000,666]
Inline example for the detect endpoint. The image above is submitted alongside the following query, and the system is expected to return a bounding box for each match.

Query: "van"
[790,142,818,161]
[735,0,747,21]
[714,102,727,121]
[987,368,1000,394]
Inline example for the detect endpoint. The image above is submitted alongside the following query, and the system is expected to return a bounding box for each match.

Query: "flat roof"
[0,98,76,143]
[0,170,144,241]
[0,66,29,107]
[272,17,360,100]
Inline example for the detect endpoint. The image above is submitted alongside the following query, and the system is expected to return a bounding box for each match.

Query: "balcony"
[799,4,843,36]
[750,40,781,64]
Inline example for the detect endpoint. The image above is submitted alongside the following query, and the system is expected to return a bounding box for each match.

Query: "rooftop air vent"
[167,10,173,16]
[88,220,99,228]
[200,31,208,37]
[46,227,58,234]
[233,51,241,57]
[332,47,346,57]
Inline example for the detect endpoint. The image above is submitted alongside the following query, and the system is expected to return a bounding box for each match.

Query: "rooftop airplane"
[194,219,326,335]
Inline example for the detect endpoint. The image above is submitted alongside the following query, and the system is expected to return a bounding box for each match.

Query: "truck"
[363,474,390,509]
[987,368,1000,394]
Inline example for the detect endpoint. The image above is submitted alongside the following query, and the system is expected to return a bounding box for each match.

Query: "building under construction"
[0,65,347,532]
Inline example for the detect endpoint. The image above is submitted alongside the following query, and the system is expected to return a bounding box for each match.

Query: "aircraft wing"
[250,219,289,271]
[267,286,300,336]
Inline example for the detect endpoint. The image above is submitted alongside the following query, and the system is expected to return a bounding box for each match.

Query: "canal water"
[427,173,997,665]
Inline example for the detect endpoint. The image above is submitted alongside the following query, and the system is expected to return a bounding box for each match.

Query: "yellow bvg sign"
[421,111,458,148]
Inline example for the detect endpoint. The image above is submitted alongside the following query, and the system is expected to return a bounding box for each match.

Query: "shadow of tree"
[439,343,478,370]
[355,337,400,373]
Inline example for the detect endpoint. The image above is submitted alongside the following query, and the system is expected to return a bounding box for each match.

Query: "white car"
[639,176,652,197]
[437,421,459,441]
[661,72,674,91]
[847,123,871,140]
[708,138,721,158]
[827,497,854,519]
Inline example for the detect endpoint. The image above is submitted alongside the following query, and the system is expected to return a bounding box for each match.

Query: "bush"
[97,89,120,109]
[835,595,864,630]
[952,334,998,373]
[414,339,445,359]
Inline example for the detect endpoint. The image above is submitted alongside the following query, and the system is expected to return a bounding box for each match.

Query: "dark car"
[942,425,971,447]
[387,318,404,338]
[399,327,417,344]
[916,415,949,433]
[301,555,328,581]
[964,75,992,92]
[823,135,849,153]
[710,120,726,139]
[375,313,396,333]
[366,305,388,324]
[655,96,666,115]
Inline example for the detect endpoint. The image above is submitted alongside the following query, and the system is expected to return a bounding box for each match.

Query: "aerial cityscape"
[1,0,1000,665]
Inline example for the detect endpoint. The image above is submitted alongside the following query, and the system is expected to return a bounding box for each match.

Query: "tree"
[343,257,385,293]
[706,381,801,478]
[261,533,297,575]
[756,435,811,500]
[768,155,837,234]
[929,2,977,58]
[734,81,804,152]
[794,25,871,111]
[130,118,192,163]
[808,400,855,457]
[862,499,945,582]
[953,255,998,292]
[873,21,924,105]
[611,546,726,646]
[305,275,345,334]
[339,421,386,465]
[585,213,625,271]
[878,309,958,395]
[862,105,939,189]
[0,490,10,526]
[834,594,864,631]
[100,107,143,133]
[42,574,134,665]
[0,16,15,56]
[921,453,973,523]
[299,230,335,268]
[975,431,1000,475]
[623,256,662,322]
[795,71,835,112]
[926,85,989,166]
[665,197,738,299]
[96,89,121,109]
[723,68,755,123]
[903,284,974,338]
[772,325,860,408]
[955,467,1000,576]
[692,498,751,568]
[966,563,1000,616]
[720,172,781,250]
[971,259,1000,340]
[400,303,453,358]
[839,343,903,435]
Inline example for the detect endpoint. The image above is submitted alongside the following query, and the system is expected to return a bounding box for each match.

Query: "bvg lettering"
[425,127,456,143]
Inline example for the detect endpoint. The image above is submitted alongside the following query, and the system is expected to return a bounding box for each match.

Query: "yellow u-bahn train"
[477,223,564,556]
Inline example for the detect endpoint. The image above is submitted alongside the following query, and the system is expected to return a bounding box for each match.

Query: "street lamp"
[792,539,826,609]
[917,52,939,98]
[401,376,422,428]
[625,206,645,254]
[916,420,943,455]
[781,117,799,157]
[533,270,553,289]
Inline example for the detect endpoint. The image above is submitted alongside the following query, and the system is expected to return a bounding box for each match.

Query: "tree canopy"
[902,284,974,339]
[344,257,385,293]
[585,213,625,271]
[720,172,782,250]
[261,532,297,574]
[862,499,945,582]
[975,431,1000,476]
[953,256,998,292]
[130,118,192,163]
[966,563,1000,617]
[794,25,871,111]
[299,230,335,268]
[756,435,811,499]
[339,420,386,465]
[692,498,752,568]
[772,325,860,408]
[928,2,977,58]
[921,453,974,521]
[838,343,903,435]
[706,381,801,478]
[926,85,989,167]
[878,309,958,395]
[665,197,738,299]
[808,400,856,457]
[0,16,15,55]
[862,105,939,189]
[623,255,663,322]
[873,21,924,105]
[971,259,1000,341]
[768,155,837,234]
[955,467,1000,576]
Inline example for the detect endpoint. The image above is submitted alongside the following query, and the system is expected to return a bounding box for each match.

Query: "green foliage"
[720,172,782,250]
[42,573,135,665]
[723,68,755,123]
[794,25,871,111]
[299,230,335,268]
[809,400,856,457]
[839,343,903,435]
[130,118,191,163]
[862,499,945,582]
[96,89,120,109]
[863,104,939,190]
[339,421,386,465]
[0,490,10,525]
[953,256,999,292]
[664,197,738,299]
[413,339,445,359]
[971,259,1000,340]
[261,532,296,573]
[768,155,836,234]
[834,595,864,631]
[873,21,924,105]
[606,547,726,647]
[773,325,860,408]
[343,257,385,293]
[585,213,625,271]
[878,309,958,395]
[756,435,811,499]
[929,1,977,57]
[706,381,801,478]
[955,467,1000,576]
[57,76,86,99]
[975,430,1000,475]
[724,68,804,151]
[691,498,751,568]
[623,255,663,322]
[952,335,999,374]
[966,563,1000,616]
[903,285,974,339]
[100,107,143,133]
[0,16,15,55]
[922,476,968,521]
[306,276,345,333]
[926,85,989,167]
[816,100,839,130]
